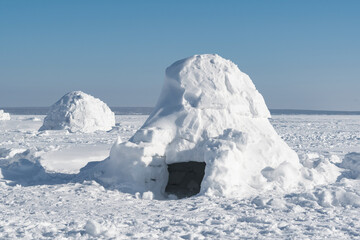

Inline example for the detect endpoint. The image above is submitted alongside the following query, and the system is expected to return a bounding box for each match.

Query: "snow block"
[341,152,360,178]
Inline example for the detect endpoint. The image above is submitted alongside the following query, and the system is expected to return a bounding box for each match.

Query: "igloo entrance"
[165,161,206,198]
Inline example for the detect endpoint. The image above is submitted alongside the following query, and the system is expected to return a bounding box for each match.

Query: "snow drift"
[39,91,115,133]
[0,109,10,120]
[97,54,309,198]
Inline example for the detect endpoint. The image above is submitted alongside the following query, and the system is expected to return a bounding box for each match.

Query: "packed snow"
[96,54,308,199]
[1,114,360,238]
[39,91,115,133]
[0,110,10,121]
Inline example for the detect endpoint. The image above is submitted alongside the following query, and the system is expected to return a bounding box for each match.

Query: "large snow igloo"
[39,91,115,133]
[105,54,302,198]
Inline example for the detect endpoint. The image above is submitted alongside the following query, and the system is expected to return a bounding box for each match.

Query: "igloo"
[101,54,302,198]
[0,109,10,120]
[39,91,115,133]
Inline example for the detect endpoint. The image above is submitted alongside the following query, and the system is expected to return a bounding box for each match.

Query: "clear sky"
[1,0,359,110]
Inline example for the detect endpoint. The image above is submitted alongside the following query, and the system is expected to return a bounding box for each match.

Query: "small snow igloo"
[105,54,302,198]
[39,91,115,133]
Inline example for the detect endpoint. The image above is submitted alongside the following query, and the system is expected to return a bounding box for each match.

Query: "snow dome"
[0,109,10,120]
[39,91,115,133]
[99,54,303,198]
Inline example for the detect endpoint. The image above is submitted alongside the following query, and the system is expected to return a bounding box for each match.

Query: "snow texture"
[0,110,10,120]
[39,91,115,133]
[99,54,310,198]
[1,114,360,239]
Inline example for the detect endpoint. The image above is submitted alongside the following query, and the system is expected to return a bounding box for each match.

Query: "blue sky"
[1,0,359,110]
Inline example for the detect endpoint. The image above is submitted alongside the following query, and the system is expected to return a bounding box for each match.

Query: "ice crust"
[100,54,311,198]
[0,110,10,120]
[39,91,115,133]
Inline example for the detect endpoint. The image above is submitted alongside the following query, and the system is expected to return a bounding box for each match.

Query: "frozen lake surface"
[1,114,360,239]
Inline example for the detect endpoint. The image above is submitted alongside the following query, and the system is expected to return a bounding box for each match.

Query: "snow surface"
[0,109,10,120]
[99,54,330,198]
[1,114,360,239]
[39,91,115,133]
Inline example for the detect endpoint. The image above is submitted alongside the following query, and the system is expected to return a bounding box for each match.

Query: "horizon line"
[1,106,360,114]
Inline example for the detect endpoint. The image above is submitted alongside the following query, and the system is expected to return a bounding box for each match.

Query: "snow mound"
[39,91,115,133]
[0,109,10,120]
[96,54,310,198]
[84,220,104,237]
[0,149,49,185]
[341,152,360,178]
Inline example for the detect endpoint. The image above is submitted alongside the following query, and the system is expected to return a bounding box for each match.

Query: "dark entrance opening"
[165,161,206,198]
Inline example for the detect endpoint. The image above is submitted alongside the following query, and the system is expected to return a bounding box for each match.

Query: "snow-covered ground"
[1,114,360,239]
